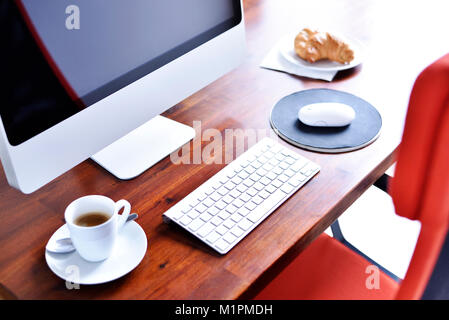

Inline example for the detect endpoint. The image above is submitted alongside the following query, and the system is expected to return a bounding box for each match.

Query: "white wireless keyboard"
[163,138,320,254]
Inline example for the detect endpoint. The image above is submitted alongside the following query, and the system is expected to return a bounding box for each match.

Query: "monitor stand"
[91,116,195,180]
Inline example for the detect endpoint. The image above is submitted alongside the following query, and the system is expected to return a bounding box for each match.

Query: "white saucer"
[45,221,147,285]
[279,31,364,72]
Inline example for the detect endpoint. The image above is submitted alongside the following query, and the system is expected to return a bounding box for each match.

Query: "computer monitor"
[1,0,245,193]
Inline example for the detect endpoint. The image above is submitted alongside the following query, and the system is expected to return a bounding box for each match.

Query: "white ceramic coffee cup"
[65,195,131,262]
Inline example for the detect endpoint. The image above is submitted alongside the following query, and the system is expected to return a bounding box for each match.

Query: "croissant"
[294,28,354,64]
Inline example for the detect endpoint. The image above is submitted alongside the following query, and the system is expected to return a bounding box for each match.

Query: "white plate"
[45,221,147,285]
[279,31,364,72]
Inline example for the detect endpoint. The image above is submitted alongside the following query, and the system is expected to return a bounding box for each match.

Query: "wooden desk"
[1,0,449,299]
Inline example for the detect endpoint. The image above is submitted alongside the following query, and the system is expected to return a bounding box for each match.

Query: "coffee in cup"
[65,195,131,262]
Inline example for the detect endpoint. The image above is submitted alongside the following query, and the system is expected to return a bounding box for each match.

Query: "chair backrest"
[389,53,449,299]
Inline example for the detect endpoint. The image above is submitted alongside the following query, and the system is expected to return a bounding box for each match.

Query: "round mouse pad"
[270,89,382,153]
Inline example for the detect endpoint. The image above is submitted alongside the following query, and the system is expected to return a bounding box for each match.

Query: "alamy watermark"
[365,265,380,290]
[65,265,80,290]
[65,5,80,30]
[170,121,280,165]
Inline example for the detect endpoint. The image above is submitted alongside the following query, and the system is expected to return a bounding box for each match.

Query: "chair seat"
[254,233,399,300]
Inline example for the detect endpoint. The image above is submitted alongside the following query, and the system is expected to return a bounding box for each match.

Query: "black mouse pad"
[270,89,382,153]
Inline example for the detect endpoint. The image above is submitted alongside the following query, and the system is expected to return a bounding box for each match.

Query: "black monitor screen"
[1,0,241,146]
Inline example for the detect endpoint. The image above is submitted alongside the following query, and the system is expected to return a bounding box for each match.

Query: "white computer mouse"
[298,102,356,127]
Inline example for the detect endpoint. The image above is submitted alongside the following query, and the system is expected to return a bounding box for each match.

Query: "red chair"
[254,53,449,300]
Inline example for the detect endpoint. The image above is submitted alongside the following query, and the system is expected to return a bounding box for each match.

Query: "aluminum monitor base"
[91,116,195,180]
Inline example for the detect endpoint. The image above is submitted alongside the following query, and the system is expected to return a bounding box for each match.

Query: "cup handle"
[114,199,131,230]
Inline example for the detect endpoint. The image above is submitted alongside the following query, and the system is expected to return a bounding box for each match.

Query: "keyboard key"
[281,184,294,194]
[200,212,213,222]
[265,184,277,194]
[258,155,269,163]
[285,157,296,165]
[264,151,275,159]
[188,218,205,232]
[291,159,307,172]
[256,168,268,176]
[300,163,316,175]
[239,193,252,202]
[306,169,315,176]
[197,222,215,237]
[243,179,254,187]
[223,232,237,244]
[231,176,243,185]
[275,153,285,161]
[249,173,261,181]
[259,190,270,199]
[238,171,250,179]
[229,189,241,199]
[210,216,223,226]
[237,207,250,216]
[284,169,295,177]
[215,239,229,251]
[246,188,258,197]
[226,171,236,179]
[245,202,257,211]
[251,161,263,169]
[219,176,229,184]
[259,177,271,186]
[222,195,234,204]
[236,184,248,193]
[181,206,192,214]
[212,182,222,190]
[288,178,302,187]
[223,220,235,229]
[231,226,244,237]
[179,215,193,226]
[278,174,289,183]
[188,210,200,219]
[195,204,208,213]
[218,211,231,220]
[206,232,221,244]
[245,166,256,174]
[253,182,264,191]
[266,172,278,180]
[224,181,236,190]
[217,186,229,196]
[233,198,245,208]
[238,219,253,231]
[197,193,207,201]
[225,204,238,214]
[230,213,243,223]
[295,173,306,182]
[272,179,283,188]
[207,206,219,215]
[215,200,227,210]
[216,225,228,235]
[204,187,215,195]
[210,192,221,201]
[240,160,250,168]
[281,149,292,157]
[203,197,215,208]
[279,162,290,170]
[252,195,264,205]
[262,163,274,171]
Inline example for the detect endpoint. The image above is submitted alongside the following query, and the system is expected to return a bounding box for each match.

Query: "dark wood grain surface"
[1,0,449,299]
